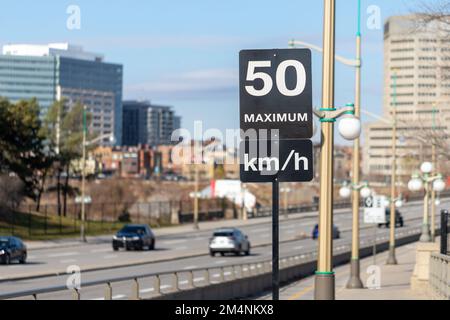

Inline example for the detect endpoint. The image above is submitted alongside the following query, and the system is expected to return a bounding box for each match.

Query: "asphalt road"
[0,199,447,300]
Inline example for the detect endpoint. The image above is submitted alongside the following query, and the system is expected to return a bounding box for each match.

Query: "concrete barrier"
[153,230,421,300]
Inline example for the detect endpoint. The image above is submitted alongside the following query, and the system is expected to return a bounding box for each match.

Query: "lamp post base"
[419,223,431,242]
[314,272,335,300]
[346,259,363,289]
[386,245,397,265]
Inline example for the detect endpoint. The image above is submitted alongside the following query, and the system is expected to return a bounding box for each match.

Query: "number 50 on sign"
[239,49,313,140]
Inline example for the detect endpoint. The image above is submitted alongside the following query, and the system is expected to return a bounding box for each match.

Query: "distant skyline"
[0,0,434,144]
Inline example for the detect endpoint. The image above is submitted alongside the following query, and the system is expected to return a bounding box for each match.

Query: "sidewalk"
[257,242,433,300]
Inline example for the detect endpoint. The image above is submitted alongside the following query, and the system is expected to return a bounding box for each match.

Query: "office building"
[122,100,181,147]
[0,43,123,145]
[363,15,450,180]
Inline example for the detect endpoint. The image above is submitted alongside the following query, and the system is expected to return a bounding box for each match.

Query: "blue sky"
[0,0,432,144]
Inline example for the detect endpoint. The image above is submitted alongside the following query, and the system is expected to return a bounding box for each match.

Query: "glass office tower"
[0,43,123,145]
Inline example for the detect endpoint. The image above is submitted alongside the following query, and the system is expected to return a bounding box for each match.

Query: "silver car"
[209,228,251,257]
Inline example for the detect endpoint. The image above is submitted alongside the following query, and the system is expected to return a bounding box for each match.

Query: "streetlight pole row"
[408,162,446,242]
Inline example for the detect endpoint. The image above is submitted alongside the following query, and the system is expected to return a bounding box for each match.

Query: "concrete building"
[90,145,162,179]
[122,100,181,147]
[364,15,450,181]
[0,43,123,145]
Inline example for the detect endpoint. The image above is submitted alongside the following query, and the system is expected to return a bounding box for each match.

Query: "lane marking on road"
[300,221,317,226]
[47,252,79,258]
[176,246,188,251]
[214,260,227,265]
[27,255,37,260]
[293,246,304,250]
[140,288,154,293]
[183,265,197,270]
[161,239,187,245]
[253,228,268,233]
[60,259,77,264]
[194,277,205,282]
[112,294,126,299]
[90,248,111,253]
[103,254,118,259]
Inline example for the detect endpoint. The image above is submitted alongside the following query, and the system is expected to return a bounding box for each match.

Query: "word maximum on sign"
[240,139,313,183]
[243,112,308,124]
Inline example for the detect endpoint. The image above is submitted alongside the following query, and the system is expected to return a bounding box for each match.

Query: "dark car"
[312,224,340,240]
[378,209,404,228]
[0,236,27,265]
[112,224,155,251]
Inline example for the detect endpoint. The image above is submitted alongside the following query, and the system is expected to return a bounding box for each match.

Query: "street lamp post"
[315,0,337,300]
[347,0,363,289]
[241,183,248,221]
[80,105,87,243]
[193,163,200,230]
[313,103,361,300]
[386,71,398,265]
[408,162,446,242]
[430,106,437,242]
[339,180,372,288]
[79,106,115,243]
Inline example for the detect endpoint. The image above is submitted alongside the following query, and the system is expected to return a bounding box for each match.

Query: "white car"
[209,228,251,257]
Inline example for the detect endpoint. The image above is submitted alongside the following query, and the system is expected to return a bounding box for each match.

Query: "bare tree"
[0,175,25,213]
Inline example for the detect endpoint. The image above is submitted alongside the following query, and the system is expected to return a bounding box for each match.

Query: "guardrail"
[0,226,422,300]
[429,253,450,300]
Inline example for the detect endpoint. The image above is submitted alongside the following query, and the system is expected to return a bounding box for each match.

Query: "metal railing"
[0,226,422,300]
[429,253,450,300]
[441,209,449,255]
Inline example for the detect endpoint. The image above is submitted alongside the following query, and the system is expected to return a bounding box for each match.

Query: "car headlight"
[0,250,5,255]
[113,235,119,240]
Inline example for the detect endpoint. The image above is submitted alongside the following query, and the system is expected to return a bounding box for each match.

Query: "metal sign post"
[272,179,279,300]
[364,195,386,266]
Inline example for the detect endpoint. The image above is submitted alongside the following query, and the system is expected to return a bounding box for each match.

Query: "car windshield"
[0,238,11,248]
[120,226,146,234]
[213,231,233,237]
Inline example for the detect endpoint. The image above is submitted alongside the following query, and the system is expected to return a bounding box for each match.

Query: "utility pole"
[430,106,437,242]
[347,0,364,289]
[386,71,398,265]
[193,162,200,230]
[80,105,87,243]
[315,0,336,300]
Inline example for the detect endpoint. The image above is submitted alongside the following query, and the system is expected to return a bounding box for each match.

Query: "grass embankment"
[0,210,128,241]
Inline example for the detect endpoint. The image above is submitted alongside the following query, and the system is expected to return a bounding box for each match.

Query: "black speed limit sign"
[239,49,313,140]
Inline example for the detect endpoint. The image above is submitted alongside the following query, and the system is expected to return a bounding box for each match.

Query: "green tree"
[0,98,54,209]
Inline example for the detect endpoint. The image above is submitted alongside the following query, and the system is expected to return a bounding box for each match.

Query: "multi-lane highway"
[0,199,447,300]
